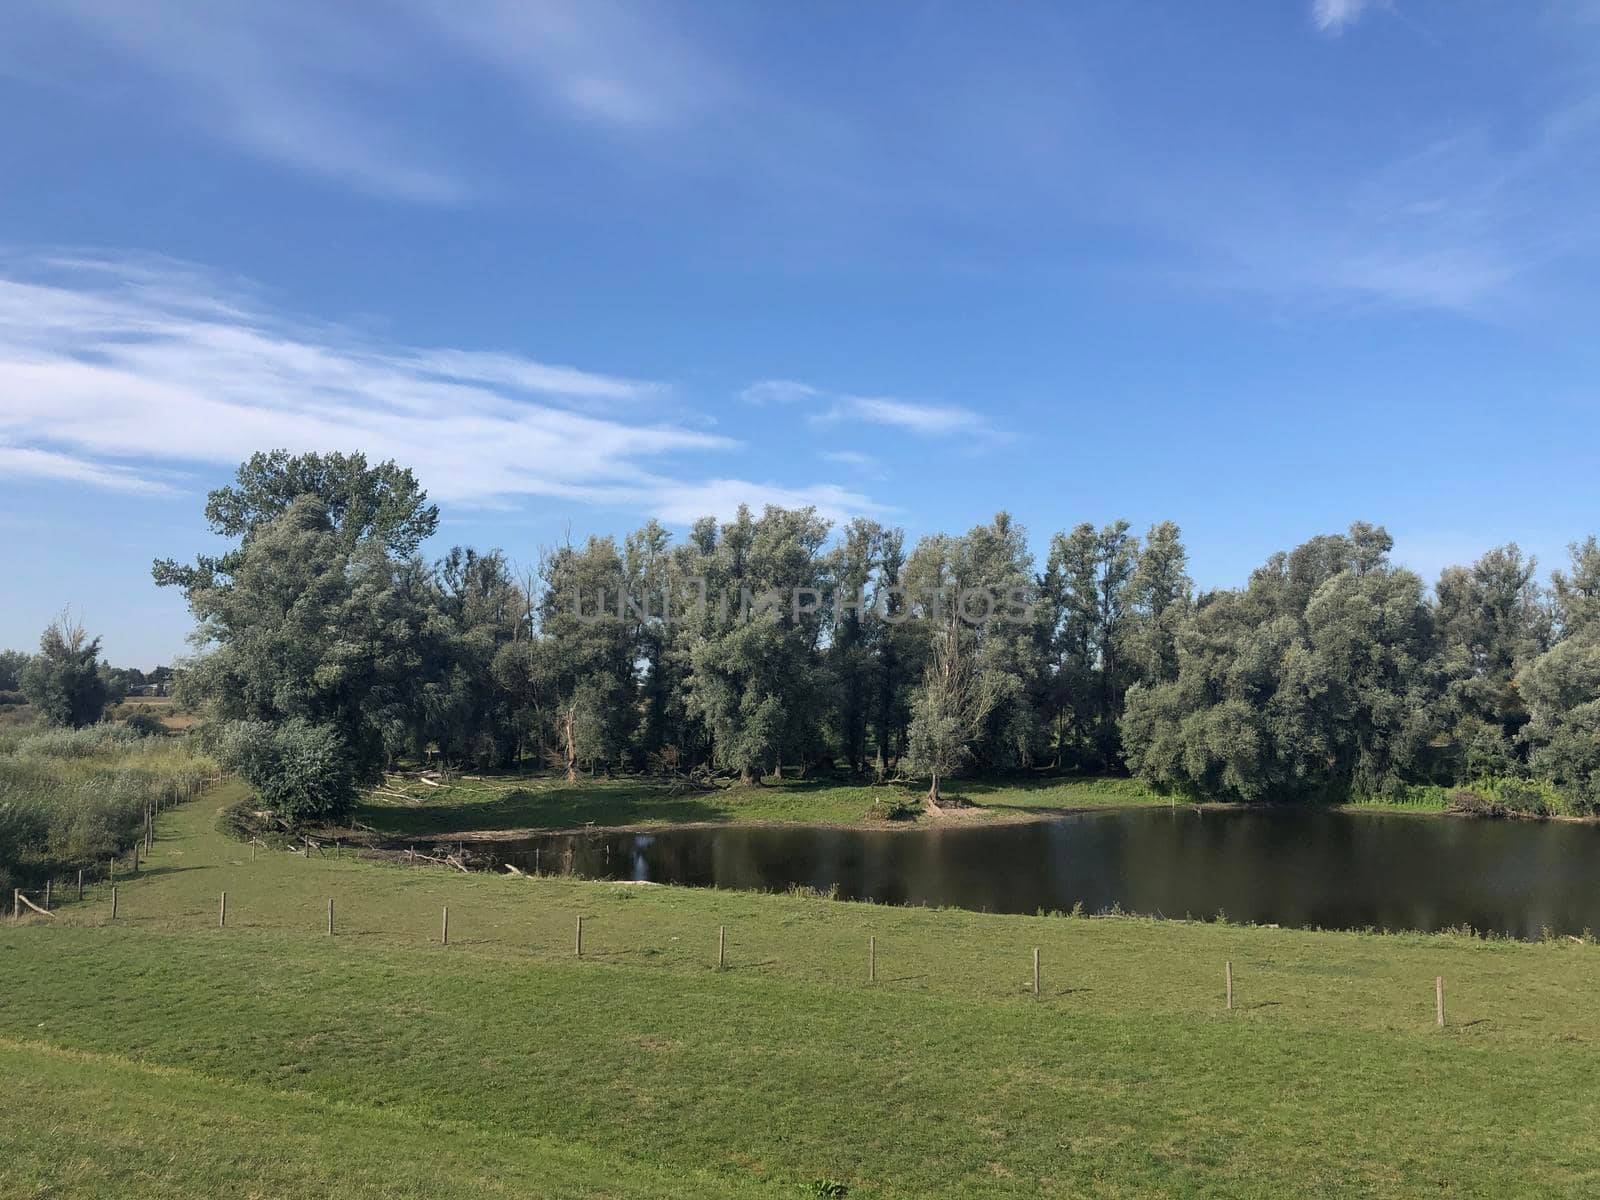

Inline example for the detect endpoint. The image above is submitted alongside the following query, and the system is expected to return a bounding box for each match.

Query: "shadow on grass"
[358,784,739,836]
[356,769,1164,839]
[118,865,196,882]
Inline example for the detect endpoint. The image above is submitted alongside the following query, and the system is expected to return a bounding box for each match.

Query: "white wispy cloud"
[819,449,888,483]
[843,397,992,437]
[410,0,725,132]
[740,379,1006,443]
[0,253,879,524]
[740,380,822,406]
[37,1,472,203]
[1312,0,1375,35]
[0,446,180,496]
[821,450,881,470]
[25,0,729,202]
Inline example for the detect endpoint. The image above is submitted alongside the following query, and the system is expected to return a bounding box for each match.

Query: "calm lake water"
[496,807,1600,939]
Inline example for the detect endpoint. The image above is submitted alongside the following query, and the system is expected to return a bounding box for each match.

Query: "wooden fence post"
[1226,961,1234,1011]
[327,898,334,937]
[43,879,51,911]
[869,935,876,984]
[219,892,227,928]
[1033,947,1041,997]
[77,869,84,902]
[441,906,449,946]
[1436,976,1445,1027]
[575,914,583,957]
[718,925,726,971]
[111,886,118,919]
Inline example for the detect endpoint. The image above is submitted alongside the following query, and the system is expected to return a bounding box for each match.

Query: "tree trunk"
[739,766,759,787]
[562,710,577,783]
[926,770,941,806]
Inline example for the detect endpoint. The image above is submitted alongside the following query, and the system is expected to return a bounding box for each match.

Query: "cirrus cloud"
[0,252,881,525]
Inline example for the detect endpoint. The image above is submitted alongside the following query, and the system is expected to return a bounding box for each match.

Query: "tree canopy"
[19,612,112,729]
[156,450,1600,821]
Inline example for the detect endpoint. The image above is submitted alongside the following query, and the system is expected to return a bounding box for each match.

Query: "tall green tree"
[153,449,437,595]
[429,547,527,767]
[904,616,999,804]
[1435,545,1550,774]
[0,649,29,693]
[180,498,424,821]
[1044,520,1138,769]
[20,612,111,728]
[1516,536,1600,810]
[683,505,832,783]
[1122,521,1192,689]
[537,536,639,780]
[1551,535,1600,638]
[1122,524,1444,801]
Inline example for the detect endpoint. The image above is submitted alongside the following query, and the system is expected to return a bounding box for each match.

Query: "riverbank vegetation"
[0,722,214,897]
[152,450,1600,828]
[4,792,1598,1198]
[356,772,1169,837]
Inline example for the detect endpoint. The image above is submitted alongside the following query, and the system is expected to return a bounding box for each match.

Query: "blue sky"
[3,0,1600,667]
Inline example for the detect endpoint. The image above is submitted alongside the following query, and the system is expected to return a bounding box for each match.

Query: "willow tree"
[1121,523,1444,801]
[1516,536,1600,810]
[537,536,638,781]
[682,505,832,783]
[180,497,424,822]
[20,612,111,728]
[904,617,998,806]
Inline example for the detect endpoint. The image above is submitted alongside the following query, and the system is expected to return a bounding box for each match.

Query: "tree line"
[0,615,175,726]
[148,450,1600,823]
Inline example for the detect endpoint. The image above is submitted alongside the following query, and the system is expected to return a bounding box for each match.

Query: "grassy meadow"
[3,786,1599,1198]
[356,771,1185,838]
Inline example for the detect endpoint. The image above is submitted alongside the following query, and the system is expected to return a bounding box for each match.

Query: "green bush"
[1447,776,1570,818]
[867,795,920,822]
[220,718,356,825]
[122,711,169,738]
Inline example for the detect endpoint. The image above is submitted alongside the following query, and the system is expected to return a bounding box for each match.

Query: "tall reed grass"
[0,723,216,894]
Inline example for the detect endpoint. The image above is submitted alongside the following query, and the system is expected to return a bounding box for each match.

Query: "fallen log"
[16,892,56,917]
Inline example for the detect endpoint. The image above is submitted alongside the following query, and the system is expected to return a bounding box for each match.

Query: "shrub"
[122,711,168,738]
[868,795,920,822]
[1448,777,1570,818]
[220,719,356,825]
[1448,789,1501,818]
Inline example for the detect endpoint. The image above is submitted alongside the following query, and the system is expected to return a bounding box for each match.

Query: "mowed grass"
[4,787,1600,1198]
[357,771,1171,837]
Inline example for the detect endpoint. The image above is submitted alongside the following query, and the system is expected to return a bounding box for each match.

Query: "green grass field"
[4,784,1599,1197]
[356,771,1178,837]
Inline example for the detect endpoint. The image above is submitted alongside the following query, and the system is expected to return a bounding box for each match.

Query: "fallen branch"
[501,863,527,877]
[16,892,56,917]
